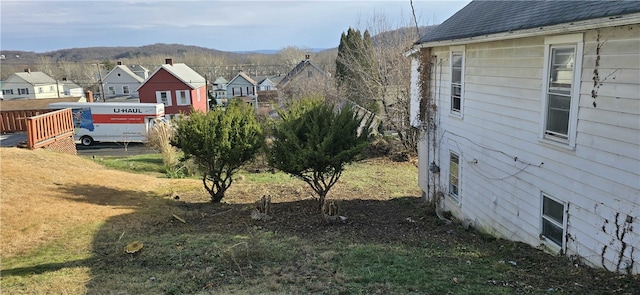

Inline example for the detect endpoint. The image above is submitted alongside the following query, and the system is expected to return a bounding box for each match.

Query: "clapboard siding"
[577,90,640,113]
[412,23,639,273]
[576,133,640,166]
[575,141,640,176]
[583,82,640,100]
[578,109,640,143]
[578,107,639,130]
[464,97,540,126]
[583,54,640,70]
[581,68,640,85]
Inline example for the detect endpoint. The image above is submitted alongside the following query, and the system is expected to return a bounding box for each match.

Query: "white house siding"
[2,77,56,100]
[413,24,639,273]
[409,57,431,195]
[103,67,142,98]
[226,78,256,99]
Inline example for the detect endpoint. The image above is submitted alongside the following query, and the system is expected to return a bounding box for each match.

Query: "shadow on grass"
[56,184,161,208]
[9,183,636,294]
[1,258,95,277]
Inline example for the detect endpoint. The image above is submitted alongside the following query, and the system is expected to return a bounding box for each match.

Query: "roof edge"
[413,12,640,49]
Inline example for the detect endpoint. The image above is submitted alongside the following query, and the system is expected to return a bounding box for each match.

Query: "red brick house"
[137,58,207,119]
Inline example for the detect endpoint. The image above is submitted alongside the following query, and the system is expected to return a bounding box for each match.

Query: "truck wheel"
[80,136,94,146]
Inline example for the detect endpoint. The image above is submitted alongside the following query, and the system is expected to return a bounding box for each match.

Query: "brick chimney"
[24,69,31,73]
[117,61,123,65]
[165,58,173,66]
[85,90,94,102]
[305,54,310,60]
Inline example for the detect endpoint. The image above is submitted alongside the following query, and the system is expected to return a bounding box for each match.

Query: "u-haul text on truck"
[48,102,165,146]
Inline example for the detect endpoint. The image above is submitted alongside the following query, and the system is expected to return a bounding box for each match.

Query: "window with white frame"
[18,88,29,95]
[450,50,464,114]
[541,194,566,248]
[156,91,172,106]
[123,86,130,95]
[176,90,191,106]
[108,86,116,95]
[49,86,55,92]
[449,152,460,199]
[3,89,13,95]
[542,34,583,146]
[38,87,43,94]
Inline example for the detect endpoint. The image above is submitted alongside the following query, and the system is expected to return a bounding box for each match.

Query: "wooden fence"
[0,109,52,133]
[26,109,75,149]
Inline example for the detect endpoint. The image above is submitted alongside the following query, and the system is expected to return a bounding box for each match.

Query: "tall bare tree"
[336,13,422,152]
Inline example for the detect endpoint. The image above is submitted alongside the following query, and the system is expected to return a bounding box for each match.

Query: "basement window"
[449,152,460,200]
[541,194,566,248]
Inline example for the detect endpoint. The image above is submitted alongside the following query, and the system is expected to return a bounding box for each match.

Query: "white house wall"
[226,77,256,99]
[2,76,59,99]
[103,67,142,98]
[413,24,639,274]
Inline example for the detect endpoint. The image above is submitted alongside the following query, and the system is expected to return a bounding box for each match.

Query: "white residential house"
[59,78,84,97]
[226,70,257,99]
[211,76,228,105]
[408,1,639,274]
[276,54,330,90]
[101,63,148,98]
[226,70,258,109]
[256,77,276,91]
[1,70,61,100]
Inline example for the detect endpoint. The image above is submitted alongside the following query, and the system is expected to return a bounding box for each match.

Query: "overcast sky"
[1,0,470,53]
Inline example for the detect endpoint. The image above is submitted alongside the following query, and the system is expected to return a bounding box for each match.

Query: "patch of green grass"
[1,224,100,293]
[90,154,166,175]
[238,170,294,184]
[335,243,512,295]
[340,160,419,198]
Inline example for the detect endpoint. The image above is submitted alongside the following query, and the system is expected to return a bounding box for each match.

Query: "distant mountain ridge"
[1,43,246,64]
[0,44,333,64]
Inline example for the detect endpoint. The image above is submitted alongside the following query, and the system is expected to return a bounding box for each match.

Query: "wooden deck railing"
[26,108,74,149]
[0,109,52,133]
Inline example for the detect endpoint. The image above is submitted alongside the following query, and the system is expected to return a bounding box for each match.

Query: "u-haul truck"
[48,102,165,146]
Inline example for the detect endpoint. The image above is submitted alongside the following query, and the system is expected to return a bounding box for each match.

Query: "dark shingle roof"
[276,59,327,89]
[417,0,640,44]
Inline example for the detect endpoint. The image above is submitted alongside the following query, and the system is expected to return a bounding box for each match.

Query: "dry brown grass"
[147,120,179,170]
[0,148,198,259]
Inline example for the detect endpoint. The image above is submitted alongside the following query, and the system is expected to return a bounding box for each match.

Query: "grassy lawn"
[1,149,637,294]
